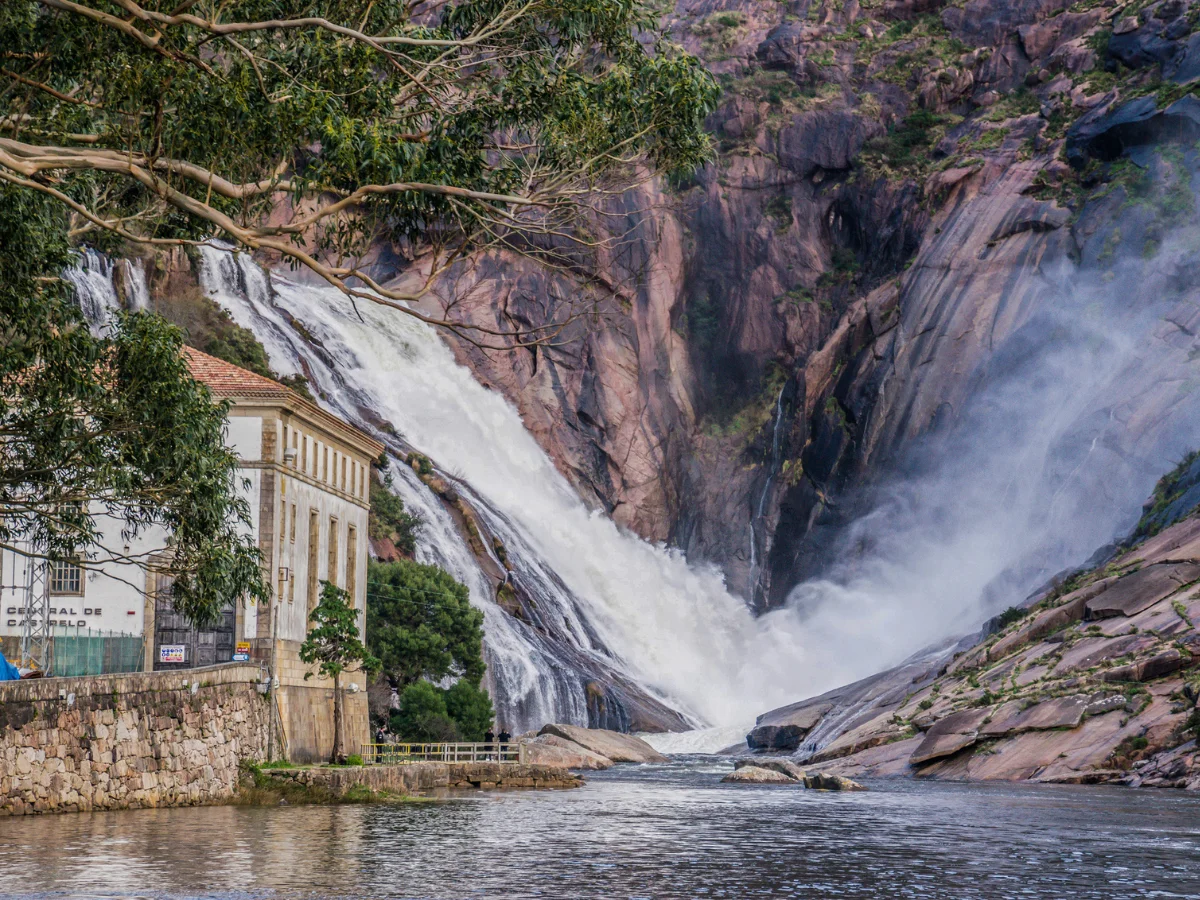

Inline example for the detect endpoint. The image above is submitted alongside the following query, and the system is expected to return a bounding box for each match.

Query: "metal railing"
[361,742,525,765]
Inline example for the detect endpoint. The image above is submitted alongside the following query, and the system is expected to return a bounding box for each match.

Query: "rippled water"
[2,758,1200,899]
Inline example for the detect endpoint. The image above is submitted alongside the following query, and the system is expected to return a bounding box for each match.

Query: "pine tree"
[300,581,381,763]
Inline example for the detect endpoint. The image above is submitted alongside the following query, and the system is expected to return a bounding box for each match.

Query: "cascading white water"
[193,246,816,732]
[64,250,150,325]
[65,226,1200,747]
[64,249,119,331]
[193,246,812,732]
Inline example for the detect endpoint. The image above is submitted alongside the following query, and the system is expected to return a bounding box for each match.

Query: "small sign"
[233,641,251,662]
[159,644,186,664]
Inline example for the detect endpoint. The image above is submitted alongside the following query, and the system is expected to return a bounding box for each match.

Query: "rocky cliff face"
[387,0,1200,614]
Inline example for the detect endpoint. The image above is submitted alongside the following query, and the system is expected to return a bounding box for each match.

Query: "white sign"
[159,645,186,664]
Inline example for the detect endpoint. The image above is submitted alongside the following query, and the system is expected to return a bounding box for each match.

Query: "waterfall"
[64,250,150,326]
[64,249,119,331]
[748,383,789,606]
[193,246,812,733]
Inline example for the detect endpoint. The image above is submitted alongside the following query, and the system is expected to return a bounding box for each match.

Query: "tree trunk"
[332,670,344,764]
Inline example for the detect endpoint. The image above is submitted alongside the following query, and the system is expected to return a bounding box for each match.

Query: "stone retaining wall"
[0,663,269,815]
[266,761,582,796]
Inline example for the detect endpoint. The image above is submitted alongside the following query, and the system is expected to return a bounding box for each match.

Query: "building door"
[152,574,236,670]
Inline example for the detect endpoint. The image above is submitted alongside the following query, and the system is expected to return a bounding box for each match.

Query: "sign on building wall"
[233,641,251,662]
[159,645,186,664]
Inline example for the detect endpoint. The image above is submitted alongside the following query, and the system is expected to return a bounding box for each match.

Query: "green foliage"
[366,559,486,688]
[389,677,494,741]
[0,0,719,335]
[369,472,423,556]
[390,680,461,742]
[859,109,952,175]
[685,290,721,354]
[765,195,793,232]
[1136,449,1200,537]
[345,754,364,767]
[0,186,266,626]
[444,679,496,740]
[152,280,313,399]
[300,582,381,683]
[406,453,435,478]
[994,607,1029,630]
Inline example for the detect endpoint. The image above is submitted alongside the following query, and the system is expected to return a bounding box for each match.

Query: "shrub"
[391,680,461,742]
[994,606,1028,629]
[369,473,423,556]
[345,754,364,767]
[444,680,495,741]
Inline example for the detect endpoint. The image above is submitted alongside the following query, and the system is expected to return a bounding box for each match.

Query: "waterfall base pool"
[1,757,1199,899]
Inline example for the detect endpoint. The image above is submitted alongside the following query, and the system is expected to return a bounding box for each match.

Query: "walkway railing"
[361,742,525,765]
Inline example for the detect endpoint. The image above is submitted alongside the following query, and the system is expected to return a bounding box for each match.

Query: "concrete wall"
[0,663,269,815]
[265,761,581,795]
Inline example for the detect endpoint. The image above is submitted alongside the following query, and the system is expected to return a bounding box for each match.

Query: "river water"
[2,759,1199,899]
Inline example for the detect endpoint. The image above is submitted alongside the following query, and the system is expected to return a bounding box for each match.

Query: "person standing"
[484,729,495,760]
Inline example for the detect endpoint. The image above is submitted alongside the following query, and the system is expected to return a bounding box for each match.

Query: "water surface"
[2,758,1199,899]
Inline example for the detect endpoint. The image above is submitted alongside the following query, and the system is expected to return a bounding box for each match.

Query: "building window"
[346,525,357,609]
[341,457,348,493]
[301,434,308,473]
[49,559,83,596]
[323,446,329,482]
[328,516,340,588]
[289,503,297,543]
[307,509,320,617]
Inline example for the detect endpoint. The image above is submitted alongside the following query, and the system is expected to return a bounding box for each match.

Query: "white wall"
[0,420,262,640]
[0,409,373,649]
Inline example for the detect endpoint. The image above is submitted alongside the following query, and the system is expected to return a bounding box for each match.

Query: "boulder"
[1085,563,1200,618]
[803,772,867,791]
[1138,648,1189,681]
[909,708,991,765]
[747,702,833,752]
[538,725,668,763]
[722,765,796,784]
[734,757,806,781]
[520,735,614,770]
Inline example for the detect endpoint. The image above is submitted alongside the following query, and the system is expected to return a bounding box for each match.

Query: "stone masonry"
[0,663,269,815]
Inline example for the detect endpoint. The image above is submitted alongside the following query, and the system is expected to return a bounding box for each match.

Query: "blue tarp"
[0,651,20,681]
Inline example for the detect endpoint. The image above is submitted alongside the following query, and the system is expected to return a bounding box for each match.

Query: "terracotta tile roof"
[183,346,292,400]
[183,346,385,458]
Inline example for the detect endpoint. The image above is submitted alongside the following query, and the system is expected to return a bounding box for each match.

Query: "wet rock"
[734,757,807,781]
[1066,96,1200,168]
[909,709,991,765]
[747,702,833,752]
[803,772,866,791]
[1085,563,1200,618]
[520,735,615,770]
[538,725,667,764]
[722,765,796,784]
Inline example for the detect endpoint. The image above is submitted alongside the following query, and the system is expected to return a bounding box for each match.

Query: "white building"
[1,348,384,761]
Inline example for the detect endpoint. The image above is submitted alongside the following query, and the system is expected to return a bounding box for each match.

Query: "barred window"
[49,559,83,595]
